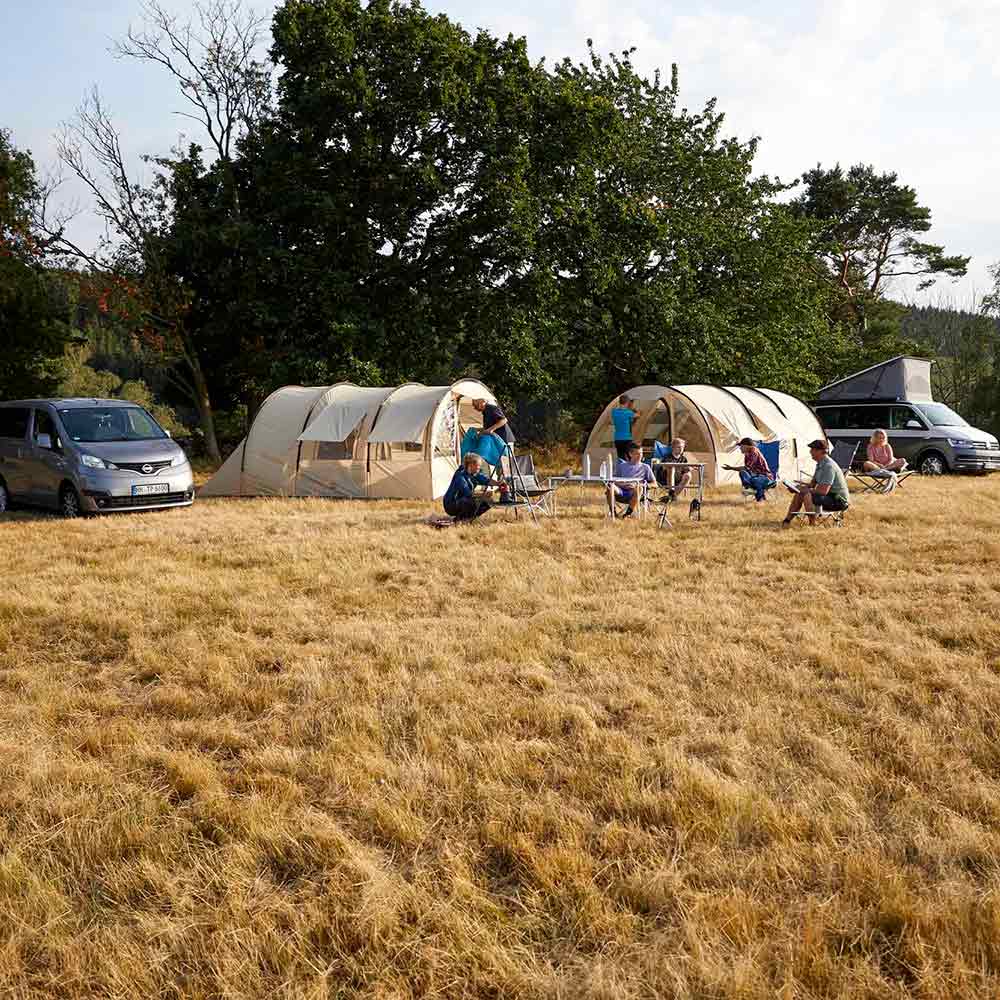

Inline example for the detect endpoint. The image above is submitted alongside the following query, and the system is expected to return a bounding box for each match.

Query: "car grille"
[101,492,191,509]
[114,460,173,474]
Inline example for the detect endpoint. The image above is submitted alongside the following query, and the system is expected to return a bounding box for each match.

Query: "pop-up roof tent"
[199,379,497,500]
[584,385,825,487]
[816,356,934,403]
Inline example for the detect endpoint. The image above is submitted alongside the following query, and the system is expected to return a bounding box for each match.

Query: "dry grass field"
[3,472,1000,999]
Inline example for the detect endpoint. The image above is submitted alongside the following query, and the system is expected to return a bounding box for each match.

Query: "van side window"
[819,407,843,429]
[890,405,923,430]
[848,405,890,428]
[33,410,62,450]
[0,408,30,440]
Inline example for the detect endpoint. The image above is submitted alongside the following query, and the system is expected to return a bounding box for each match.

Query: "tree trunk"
[189,351,221,463]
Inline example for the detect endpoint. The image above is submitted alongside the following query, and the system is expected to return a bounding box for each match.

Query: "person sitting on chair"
[657,437,693,500]
[443,452,507,522]
[863,429,906,493]
[781,439,849,527]
[606,443,656,519]
[610,395,639,459]
[724,437,774,503]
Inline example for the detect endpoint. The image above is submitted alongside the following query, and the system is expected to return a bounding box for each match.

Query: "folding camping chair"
[849,456,916,495]
[786,440,855,527]
[459,429,538,523]
[651,440,701,525]
[503,452,556,518]
[740,440,780,502]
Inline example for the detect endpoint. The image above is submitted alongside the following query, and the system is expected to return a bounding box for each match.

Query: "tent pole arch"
[240,384,292,476]
[292,381,356,494]
[715,385,767,434]
[670,385,719,485]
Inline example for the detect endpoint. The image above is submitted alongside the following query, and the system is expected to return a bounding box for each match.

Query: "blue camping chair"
[741,440,780,502]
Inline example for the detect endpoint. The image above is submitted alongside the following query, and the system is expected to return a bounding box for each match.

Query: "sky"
[2,0,997,307]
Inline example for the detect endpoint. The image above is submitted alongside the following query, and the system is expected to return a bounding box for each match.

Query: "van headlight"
[170,454,188,467]
[80,454,118,470]
[948,438,985,449]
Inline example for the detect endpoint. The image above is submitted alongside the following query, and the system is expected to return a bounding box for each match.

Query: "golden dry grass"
[3,473,1000,999]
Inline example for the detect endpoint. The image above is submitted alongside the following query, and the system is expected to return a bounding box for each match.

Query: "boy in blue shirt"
[610,395,638,458]
[443,453,507,522]
[606,443,656,518]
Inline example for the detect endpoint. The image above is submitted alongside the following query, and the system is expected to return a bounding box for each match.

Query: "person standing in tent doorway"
[473,398,515,448]
[723,437,774,503]
[611,395,639,459]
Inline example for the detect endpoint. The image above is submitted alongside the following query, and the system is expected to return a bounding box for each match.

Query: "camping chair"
[651,440,701,524]
[740,440,780,502]
[608,478,651,521]
[787,440,856,527]
[848,442,916,495]
[503,452,556,518]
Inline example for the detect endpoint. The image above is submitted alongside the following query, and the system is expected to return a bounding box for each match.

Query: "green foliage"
[791,163,969,300]
[0,130,75,398]
[56,344,186,437]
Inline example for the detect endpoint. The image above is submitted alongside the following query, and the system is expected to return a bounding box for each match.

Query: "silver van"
[815,399,1000,475]
[0,398,195,516]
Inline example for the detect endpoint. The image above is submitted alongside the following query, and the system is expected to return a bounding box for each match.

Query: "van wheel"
[60,485,83,518]
[918,451,947,476]
[0,480,8,514]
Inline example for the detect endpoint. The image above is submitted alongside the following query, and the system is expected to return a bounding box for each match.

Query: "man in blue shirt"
[443,452,507,521]
[606,443,656,518]
[610,395,639,458]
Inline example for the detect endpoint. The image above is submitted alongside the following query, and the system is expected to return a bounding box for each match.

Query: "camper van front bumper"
[952,447,1000,472]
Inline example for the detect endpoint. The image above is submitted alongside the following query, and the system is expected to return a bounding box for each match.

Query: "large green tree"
[237,0,549,402]
[0,130,74,398]
[791,163,969,306]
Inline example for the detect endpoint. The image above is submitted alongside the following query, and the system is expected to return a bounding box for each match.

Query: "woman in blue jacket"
[443,453,507,521]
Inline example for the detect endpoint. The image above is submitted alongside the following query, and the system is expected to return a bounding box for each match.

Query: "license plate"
[132,483,170,496]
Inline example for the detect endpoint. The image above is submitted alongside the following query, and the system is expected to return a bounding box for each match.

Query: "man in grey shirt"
[781,439,849,527]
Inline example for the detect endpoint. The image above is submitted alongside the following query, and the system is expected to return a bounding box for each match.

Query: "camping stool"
[789,508,847,528]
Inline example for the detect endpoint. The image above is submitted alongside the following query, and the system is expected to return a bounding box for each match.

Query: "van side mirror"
[36,433,53,450]
[905,419,922,430]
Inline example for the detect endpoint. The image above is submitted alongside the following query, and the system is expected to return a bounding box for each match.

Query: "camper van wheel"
[60,485,83,518]
[0,480,8,514]
[917,452,947,476]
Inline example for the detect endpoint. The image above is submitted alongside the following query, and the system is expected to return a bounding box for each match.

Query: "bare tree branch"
[114,0,271,164]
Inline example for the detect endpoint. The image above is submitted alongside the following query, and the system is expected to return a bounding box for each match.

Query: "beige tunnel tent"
[584,385,825,487]
[199,380,498,500]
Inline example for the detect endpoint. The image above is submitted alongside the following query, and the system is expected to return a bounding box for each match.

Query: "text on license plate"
[132,483,170,496]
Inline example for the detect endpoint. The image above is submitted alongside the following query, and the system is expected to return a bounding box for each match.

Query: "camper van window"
[889,406,923,430]
[59,406,168,442]
[914,403,968,427]
[819,407,844,429]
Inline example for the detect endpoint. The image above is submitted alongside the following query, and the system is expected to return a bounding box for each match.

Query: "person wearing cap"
[610,395,639,459]
[723,438,773,502]
[781,439,850,527]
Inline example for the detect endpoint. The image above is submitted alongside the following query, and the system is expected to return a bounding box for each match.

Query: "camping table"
[545,475,651,519]
[654,462,706,519]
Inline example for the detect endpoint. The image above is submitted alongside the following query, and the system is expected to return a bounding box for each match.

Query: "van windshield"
[913,403,968,427]
[59,406,168,442]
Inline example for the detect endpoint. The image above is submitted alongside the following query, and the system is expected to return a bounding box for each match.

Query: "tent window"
[435,401,457,458]
[673,399,711,454]
[316,430,356,461]
[641,402,671,447]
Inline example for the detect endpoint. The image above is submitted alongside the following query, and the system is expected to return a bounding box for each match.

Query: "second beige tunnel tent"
[584,385,826,487]
[199,379,499,500]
